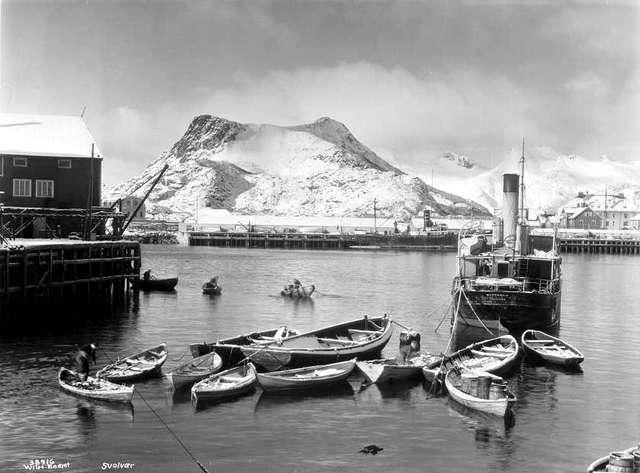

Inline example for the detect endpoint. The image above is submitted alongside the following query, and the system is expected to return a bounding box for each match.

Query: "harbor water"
[1,246,639,472]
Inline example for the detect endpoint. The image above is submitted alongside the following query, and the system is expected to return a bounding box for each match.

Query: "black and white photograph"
[1,1,639,472]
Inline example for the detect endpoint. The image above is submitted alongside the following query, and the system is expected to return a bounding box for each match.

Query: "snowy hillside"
[105,115,489,221]
[424,147,640,216]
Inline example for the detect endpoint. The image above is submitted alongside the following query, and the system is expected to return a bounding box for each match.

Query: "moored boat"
[97,343,168,382]
[168,351,223,390]
[521,329,584,368]
[139,277,178,291]
[257,359,356,392]
[423,335,520,382]
[191,363,257,405]
[357,353,439,384]
[190,315,393,371]
[445,369,515,417]
[587,447,638,472]
[202,285,222,295]
[58,368,134,403]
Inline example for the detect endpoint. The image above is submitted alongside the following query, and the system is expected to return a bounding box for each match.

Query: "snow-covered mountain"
[106,115,489,221]
[424,147,640,216]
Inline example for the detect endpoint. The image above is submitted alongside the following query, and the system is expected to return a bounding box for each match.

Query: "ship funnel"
[502,174,519,247]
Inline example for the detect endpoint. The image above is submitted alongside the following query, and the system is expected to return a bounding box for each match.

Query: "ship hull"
[452,288,561,334]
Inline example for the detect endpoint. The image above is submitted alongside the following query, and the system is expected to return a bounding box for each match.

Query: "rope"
[98,347,211,473]
[459,287,495,336]
[171,349,191,362]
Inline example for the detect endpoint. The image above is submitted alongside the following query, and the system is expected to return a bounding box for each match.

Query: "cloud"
[99,60,639,185]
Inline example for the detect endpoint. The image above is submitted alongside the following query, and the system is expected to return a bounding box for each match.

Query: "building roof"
[568,206,593,220]
[0,113,102,158]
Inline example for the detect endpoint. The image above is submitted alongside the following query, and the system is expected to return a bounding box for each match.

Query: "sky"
[1,0,639,186]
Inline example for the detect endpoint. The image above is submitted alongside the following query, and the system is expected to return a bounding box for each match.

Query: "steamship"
[451,152,561,334]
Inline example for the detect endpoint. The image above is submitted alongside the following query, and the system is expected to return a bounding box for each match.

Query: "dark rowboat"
[191,363,257,405]
[96,344,168,382]
[190,315,393,371]
[587,447,638,472]
[202,285,222,295]
[521,329,584,368]
[58,368,134,403]
[168,351,224,390]
[257,359,356,392]
[139,277,178,291]
[423,335,520,382]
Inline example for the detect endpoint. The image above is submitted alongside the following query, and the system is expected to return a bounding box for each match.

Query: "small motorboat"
[191,363,257,405]
[58,368,134,403]
[423,335,520,382]
[257,359,356,392]
[521,330,584,368]
[445,369,515,417]
[96,344,168,382]
[587,447,638,472]
[281,283,315,298]
[139,277,178,292]
[168,351,224,390]
[357,353,439,384]
[190,315,393,371]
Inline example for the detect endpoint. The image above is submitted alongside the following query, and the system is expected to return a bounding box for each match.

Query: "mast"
[373,198,377,233]
[519,138,525,226]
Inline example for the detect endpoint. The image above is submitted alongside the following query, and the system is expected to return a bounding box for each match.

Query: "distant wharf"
[188,231,458,250]
[559,237,640,254]
[0,239,140,326]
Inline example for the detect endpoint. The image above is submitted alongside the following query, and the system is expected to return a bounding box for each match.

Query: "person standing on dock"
[75,344,97,381]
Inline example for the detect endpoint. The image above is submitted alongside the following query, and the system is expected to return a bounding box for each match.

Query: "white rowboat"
[58,368,134,403]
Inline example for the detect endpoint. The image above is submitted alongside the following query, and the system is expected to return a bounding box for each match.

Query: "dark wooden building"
[560,206,603,230]
[0,114,105,237]
[0,114,101,208]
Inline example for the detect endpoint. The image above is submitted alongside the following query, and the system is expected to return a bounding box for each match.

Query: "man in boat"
[143,269,151,281]
[398,330,421,364]
[75,343,97,381]
[203,276,219,290]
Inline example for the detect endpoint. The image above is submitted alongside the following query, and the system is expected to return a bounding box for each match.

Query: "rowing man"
[75,343,97,381]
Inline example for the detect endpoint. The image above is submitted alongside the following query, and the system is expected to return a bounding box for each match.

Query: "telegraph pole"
[373,198,377,234]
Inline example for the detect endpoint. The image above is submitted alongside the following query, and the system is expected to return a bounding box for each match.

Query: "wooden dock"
[0,239,141,326]
[559,238,640,254]
[188,231,458,250]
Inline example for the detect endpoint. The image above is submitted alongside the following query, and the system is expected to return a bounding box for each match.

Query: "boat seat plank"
[348,329,380,335]
[317,337,359,346]
[527,339,556,343]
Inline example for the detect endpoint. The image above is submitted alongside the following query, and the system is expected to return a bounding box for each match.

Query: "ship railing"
[457,276,560,293]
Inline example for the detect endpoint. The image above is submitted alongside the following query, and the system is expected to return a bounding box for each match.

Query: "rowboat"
[202,285,222,295]
[445,369,515,417]
[139,277,178,291]
[521,330,584,368]
[190,326,299,359]
[423,335,520,382]
[191,363,257,405]
[96,344,168,382]
[281,284,315,298]
[587,447,638,472]
[58,368,134,403]
[168,351,223,390]
[190,316,393,371]
[357,353,439,384]
[257,359,356,392]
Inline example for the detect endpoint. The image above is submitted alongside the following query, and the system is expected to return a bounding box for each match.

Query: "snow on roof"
[0,113,102,158]
[568,207,592,219]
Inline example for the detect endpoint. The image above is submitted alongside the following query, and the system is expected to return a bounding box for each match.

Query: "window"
[35,179,54,198]
[13,157,27,167]
[13,178,32,197]
[58,159,72,169]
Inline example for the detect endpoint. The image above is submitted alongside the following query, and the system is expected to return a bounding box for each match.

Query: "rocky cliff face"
[106,115,490,221]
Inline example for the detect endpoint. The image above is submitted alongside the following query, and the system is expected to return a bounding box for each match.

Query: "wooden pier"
[188,231,458,250]
[0,239,141,326]
[559,238,640,254]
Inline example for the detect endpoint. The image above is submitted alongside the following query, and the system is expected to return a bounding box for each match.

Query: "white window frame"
[35,179,55,198]
[13,178,32,197]
[58,159,72,169]
[13,157,27,167]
